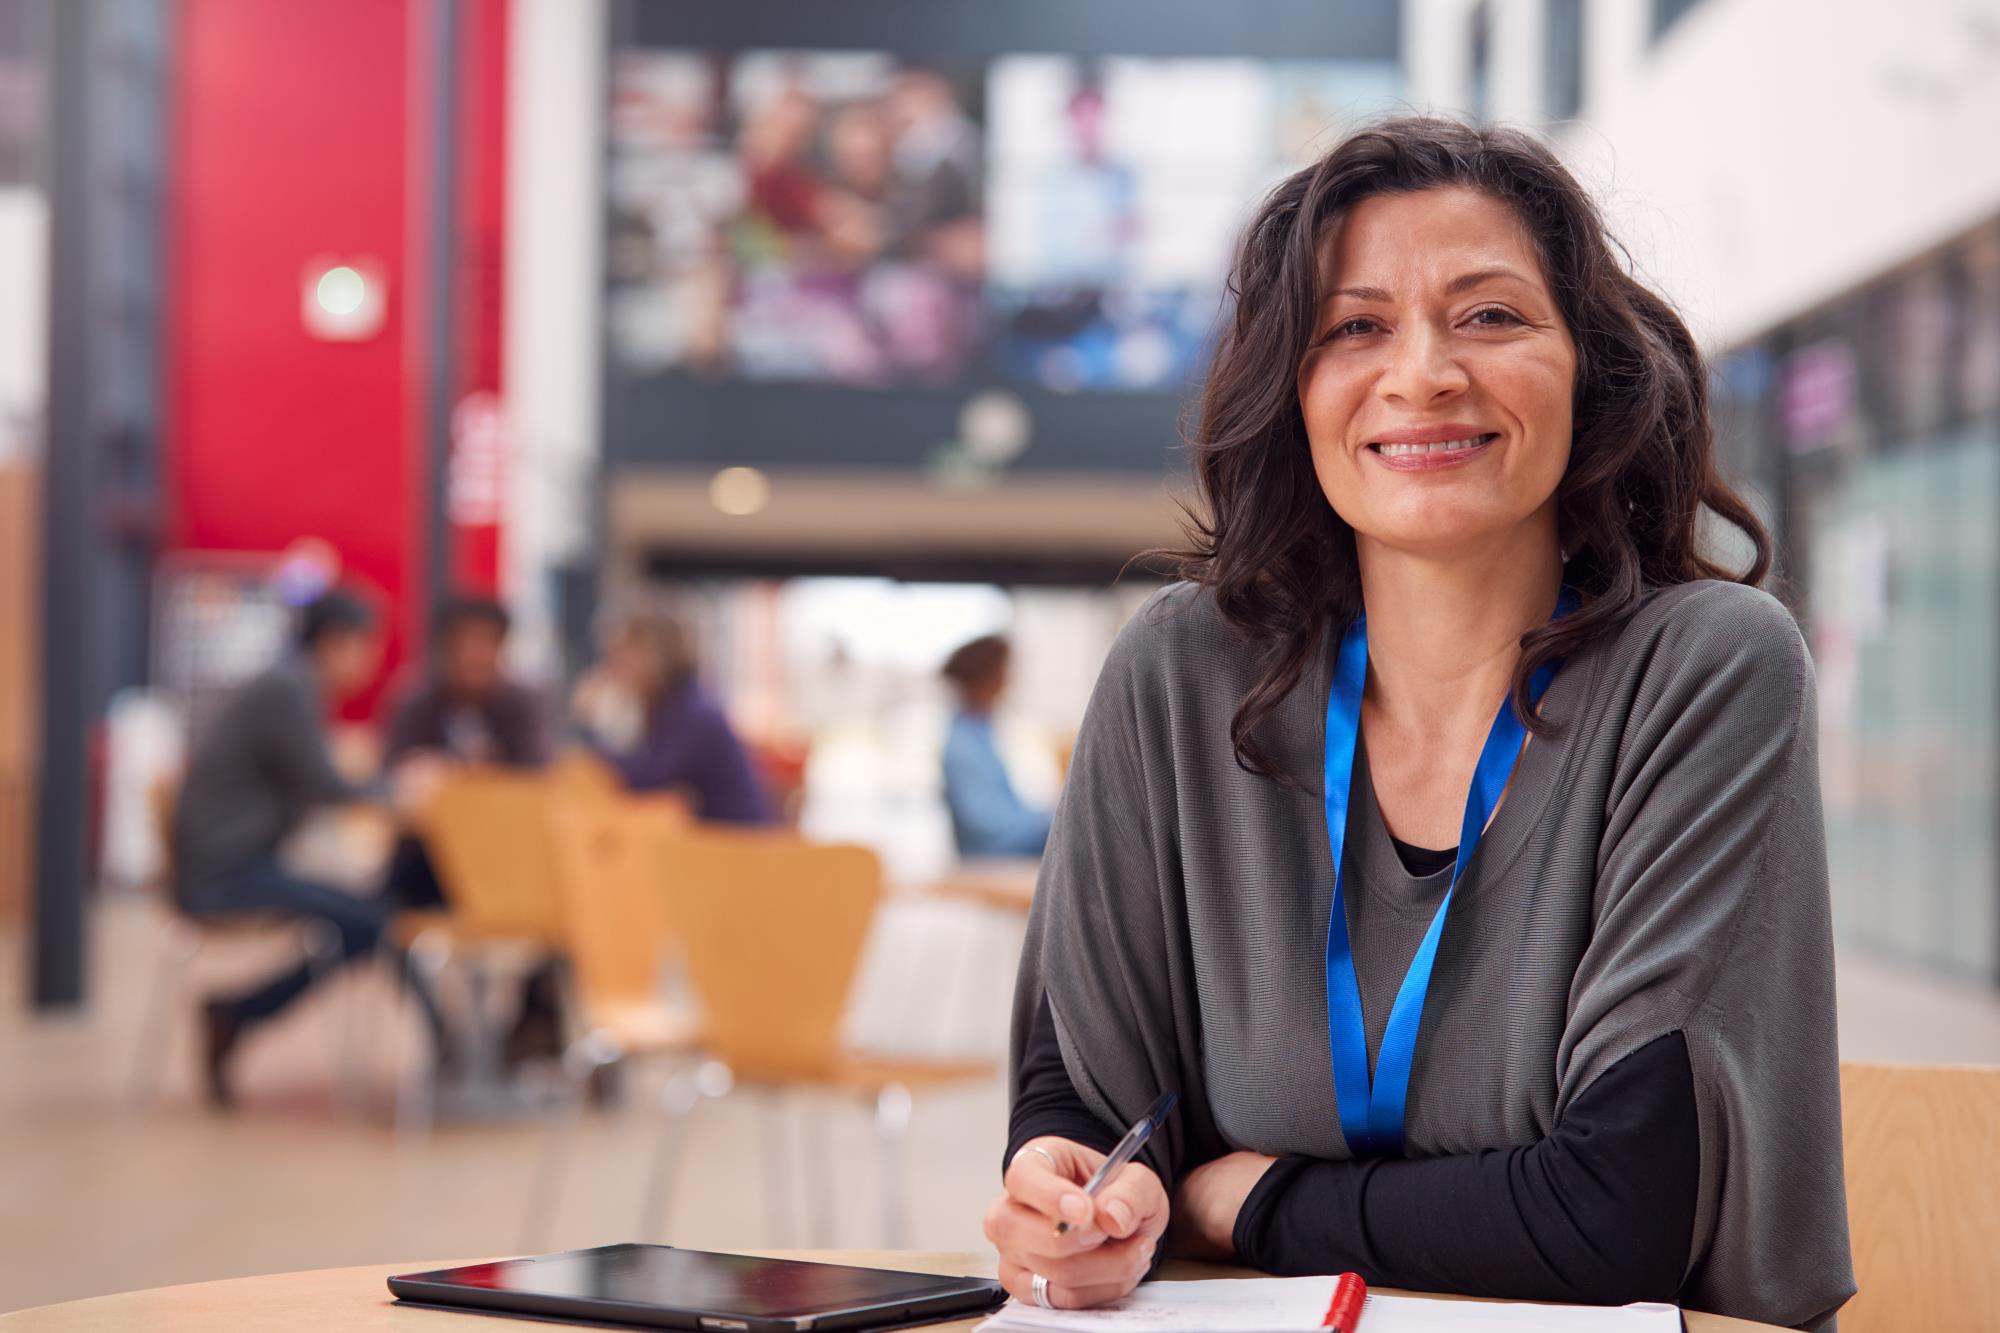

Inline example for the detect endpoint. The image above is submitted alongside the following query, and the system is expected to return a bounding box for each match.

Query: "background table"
[0,1249,1791,1331]
[921,859,1040,915]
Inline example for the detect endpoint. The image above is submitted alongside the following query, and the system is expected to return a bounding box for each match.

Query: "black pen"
[1054,1091,1178,1236]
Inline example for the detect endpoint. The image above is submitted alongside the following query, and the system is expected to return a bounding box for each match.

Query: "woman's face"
[606,632,659,697]
[1298,186,1577,560]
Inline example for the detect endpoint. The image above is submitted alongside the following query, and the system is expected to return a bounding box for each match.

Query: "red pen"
[1321,1271,1368,1333]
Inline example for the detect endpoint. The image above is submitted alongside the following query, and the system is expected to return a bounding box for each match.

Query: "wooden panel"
[0,464,37,925]
[1840,1061,2000,1332]
[0,775,28,926]
[0,463,35,770]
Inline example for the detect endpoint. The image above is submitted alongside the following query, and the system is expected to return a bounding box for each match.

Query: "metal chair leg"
[336,933,375,1111]
[760,1088,795,1247]
[299,918,357,1113]
[874,1083,913,1248]
[638,1060,731,1243]
[129,920,199,1104]
[395,932,453,1139]
[803,1092,837,1247]
[523,1031,620,1251]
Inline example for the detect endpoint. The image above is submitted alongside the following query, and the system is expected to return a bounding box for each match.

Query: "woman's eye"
[1323,318,1376,342]
[1468,307,1521,328]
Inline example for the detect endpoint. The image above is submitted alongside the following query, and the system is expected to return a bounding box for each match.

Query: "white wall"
[1403,1,1562,132]
[1405,0,2000,349]
[0,187,46,463]
[1566,0,2000,348]
[502,0,606,677]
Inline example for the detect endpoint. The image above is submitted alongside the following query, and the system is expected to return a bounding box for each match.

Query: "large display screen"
[607,49,1403,394]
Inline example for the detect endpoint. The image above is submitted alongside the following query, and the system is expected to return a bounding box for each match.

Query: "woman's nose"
[1376,322,1470,405]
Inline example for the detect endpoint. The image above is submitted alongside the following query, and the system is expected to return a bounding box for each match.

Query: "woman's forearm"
[1005,993,1122,1175]
[1232,1031,1699,1306]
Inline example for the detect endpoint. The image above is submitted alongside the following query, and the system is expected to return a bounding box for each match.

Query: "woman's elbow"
[1552,1220,1686,1308]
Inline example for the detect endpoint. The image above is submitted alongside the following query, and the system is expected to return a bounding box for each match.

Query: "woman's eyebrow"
[1326,267,1535,303]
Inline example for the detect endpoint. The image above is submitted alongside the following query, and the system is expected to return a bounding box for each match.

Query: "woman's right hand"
[984,1137,1170,1310]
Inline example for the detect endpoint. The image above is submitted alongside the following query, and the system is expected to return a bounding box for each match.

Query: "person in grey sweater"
[172,589,448,1107]
[989,117,1853,1330]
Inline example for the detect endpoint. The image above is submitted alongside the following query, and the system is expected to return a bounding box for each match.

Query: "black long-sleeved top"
[1006,833,1701,1306]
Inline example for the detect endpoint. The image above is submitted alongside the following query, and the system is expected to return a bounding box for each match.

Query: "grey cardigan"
[1010,579,1855,1330]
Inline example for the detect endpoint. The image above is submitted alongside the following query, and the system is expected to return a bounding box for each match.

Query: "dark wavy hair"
[1171,114,1771,780]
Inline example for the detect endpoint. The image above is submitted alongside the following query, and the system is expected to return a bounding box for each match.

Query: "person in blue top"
[940,634,1052,858]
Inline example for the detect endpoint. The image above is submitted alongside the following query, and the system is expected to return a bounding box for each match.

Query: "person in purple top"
[574,608,773,825]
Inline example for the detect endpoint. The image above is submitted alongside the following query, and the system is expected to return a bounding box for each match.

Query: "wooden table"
[922,859,1041,914]
[1,1249,1790,1330]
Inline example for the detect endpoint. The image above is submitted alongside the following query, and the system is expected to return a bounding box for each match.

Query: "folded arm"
[1008,993,1698,1306]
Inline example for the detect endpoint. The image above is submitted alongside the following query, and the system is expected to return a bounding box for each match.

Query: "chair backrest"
[418,770,569,941]
[658,827,882,1081]
[547,798,692,1014]
[1840,1061,2000,1332]
[548,748,622,799]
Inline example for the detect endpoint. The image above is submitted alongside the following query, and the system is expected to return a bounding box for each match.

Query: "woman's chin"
[1356,511,1532,559]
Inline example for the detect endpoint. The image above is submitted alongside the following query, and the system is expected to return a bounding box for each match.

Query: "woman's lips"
[1366,432,1499,472]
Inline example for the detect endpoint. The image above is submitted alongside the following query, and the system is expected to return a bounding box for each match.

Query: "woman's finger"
[998,1257,1147,1312]
[1014,1232,1154,1294]
[986,1196,1107,1262]
[1005,1144,1100,1229]
[1091,1164,1170,1241]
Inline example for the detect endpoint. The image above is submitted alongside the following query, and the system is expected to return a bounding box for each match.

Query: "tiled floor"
[4,891,1998,1314]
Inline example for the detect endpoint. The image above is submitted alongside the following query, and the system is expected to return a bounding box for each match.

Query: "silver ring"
[1011,1144,1059,1175]
[1032,1273,1054,1309]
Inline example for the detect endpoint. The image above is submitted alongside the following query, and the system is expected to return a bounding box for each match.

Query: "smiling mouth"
[1368,433,1500,458]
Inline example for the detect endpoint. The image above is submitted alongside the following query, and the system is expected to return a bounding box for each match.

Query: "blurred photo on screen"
[607,46,1403,396]
[609,49,986,386]
[985,56,1403,392]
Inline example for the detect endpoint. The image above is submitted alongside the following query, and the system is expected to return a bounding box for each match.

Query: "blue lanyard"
[1322,589,1577,1155]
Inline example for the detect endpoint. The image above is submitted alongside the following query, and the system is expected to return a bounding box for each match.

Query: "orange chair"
[522,797,706,1245]
[401,769,572,945]
[1838,1062,2000,1332]
[547,747,622,799]
[391,769,577,1130]
[645,826,994,1246]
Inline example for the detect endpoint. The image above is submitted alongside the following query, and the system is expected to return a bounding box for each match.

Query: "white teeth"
[1374,434,1495,458]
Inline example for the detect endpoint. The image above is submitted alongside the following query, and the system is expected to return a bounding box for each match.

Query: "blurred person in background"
[940,633,1052,859]
[379,595,559,1065]
[380,594,550,906]
[171,588,450,1108]
[572,608,772,825]
[385,595,549,769]
[883,68,983,278]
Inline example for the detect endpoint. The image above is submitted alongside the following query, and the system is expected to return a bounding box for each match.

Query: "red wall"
[449,0,510,596]
[166,0,509,716]
[168,0,420,713]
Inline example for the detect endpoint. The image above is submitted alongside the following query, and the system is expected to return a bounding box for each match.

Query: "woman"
[987,117,1853,1330]
[573,608,772,825]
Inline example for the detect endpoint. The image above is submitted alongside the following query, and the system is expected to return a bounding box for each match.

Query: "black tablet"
[387,1245,1009,1333]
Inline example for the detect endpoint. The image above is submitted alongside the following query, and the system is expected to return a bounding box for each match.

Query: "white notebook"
[979,1277,1682,1333]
